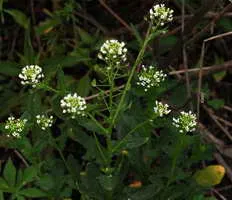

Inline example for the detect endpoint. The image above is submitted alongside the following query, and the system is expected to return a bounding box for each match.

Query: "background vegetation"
[0,0,232,199]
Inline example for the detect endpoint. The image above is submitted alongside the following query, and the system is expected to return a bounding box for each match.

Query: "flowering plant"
[0,3,221,200]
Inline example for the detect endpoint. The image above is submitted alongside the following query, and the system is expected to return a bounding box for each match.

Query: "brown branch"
[202,105,232,142]
[169,60,232,76]
[98,0,133,34]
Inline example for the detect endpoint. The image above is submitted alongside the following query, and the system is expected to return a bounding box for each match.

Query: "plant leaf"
[98,175,117,191]
[19,188,47,198]
[194,165,225,187]
[22,166,38,184]
[5,9,29,29]
[0,177,9,190]
[3,159,16,187]
[0,62,20,76]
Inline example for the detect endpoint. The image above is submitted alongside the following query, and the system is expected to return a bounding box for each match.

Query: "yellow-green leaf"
[194,165,225,187]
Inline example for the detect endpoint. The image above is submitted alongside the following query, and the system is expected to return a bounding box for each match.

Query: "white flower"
[153,101,171,117]
[19,65,44,88]
[36,114,54,130]
[5,116,27,138]
[148,4,174,27]
[137,65,167,92]
[98,39,127,68]
[60,93,87,118]
[172,111,197,133]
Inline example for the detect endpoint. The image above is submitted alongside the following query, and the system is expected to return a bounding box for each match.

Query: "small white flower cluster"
[60,93,87,119]
[19,65,44,88]
[5,116,27,138]
[149,4,174,27]
[36,115,54,130]
[153,101,171,117]
[98,39,127,68]
[173,111,197,133]
[137,65,167,92]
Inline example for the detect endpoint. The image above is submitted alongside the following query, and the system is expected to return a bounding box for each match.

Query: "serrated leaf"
[5,9,29,29]
[194,165,225,187]
[3,159,16,187]
[19,188,47,198]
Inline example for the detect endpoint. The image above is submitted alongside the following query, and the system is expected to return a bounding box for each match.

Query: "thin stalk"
[87,113,108,135]
[166,136,184,188]
[110,24,152,129]
[48,131,81,191]
[112,119,150,153]
[93,132,108,165]
[38,83,59,93]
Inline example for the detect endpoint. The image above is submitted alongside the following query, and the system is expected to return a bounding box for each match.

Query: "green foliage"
[207,99,225,110]
[0,0,224,199]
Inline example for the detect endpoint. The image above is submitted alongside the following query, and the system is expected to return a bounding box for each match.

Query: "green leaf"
[98,175,117,191]
[57,67,66,93]
[130,24,143,47]
[42,55,91,69]
[207,99,224,110]
[0,62,20,76]
[5,9,29,29]
[0,191,4,200]
[193,194,216,200]
[0,0,3,11]
[66,154,80,178]
[17,196,25,200]
[126,136,149,149]
[78,28,95,45]
[0,177,9,190]
[130,184,160,200]
[194,165,225,187]
[79,118,106,136]
[76,73,91,97]
[19,188,47,198]
[16,169,23,187]
[213,70,226,82]
[25,92,42,117]
[35,18,60,35]
[218,18,232,31]
[22,166,38,184]
[113,135,149,153]
[3,159,16,187]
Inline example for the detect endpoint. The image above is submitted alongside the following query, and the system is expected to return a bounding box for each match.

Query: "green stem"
[87,113,108,135]
[93,132,108,165]
[166,136,184,188]
[38,83,59,93]
[112,119,150,153]
[110,24,152,130]
[48,131,81,191]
